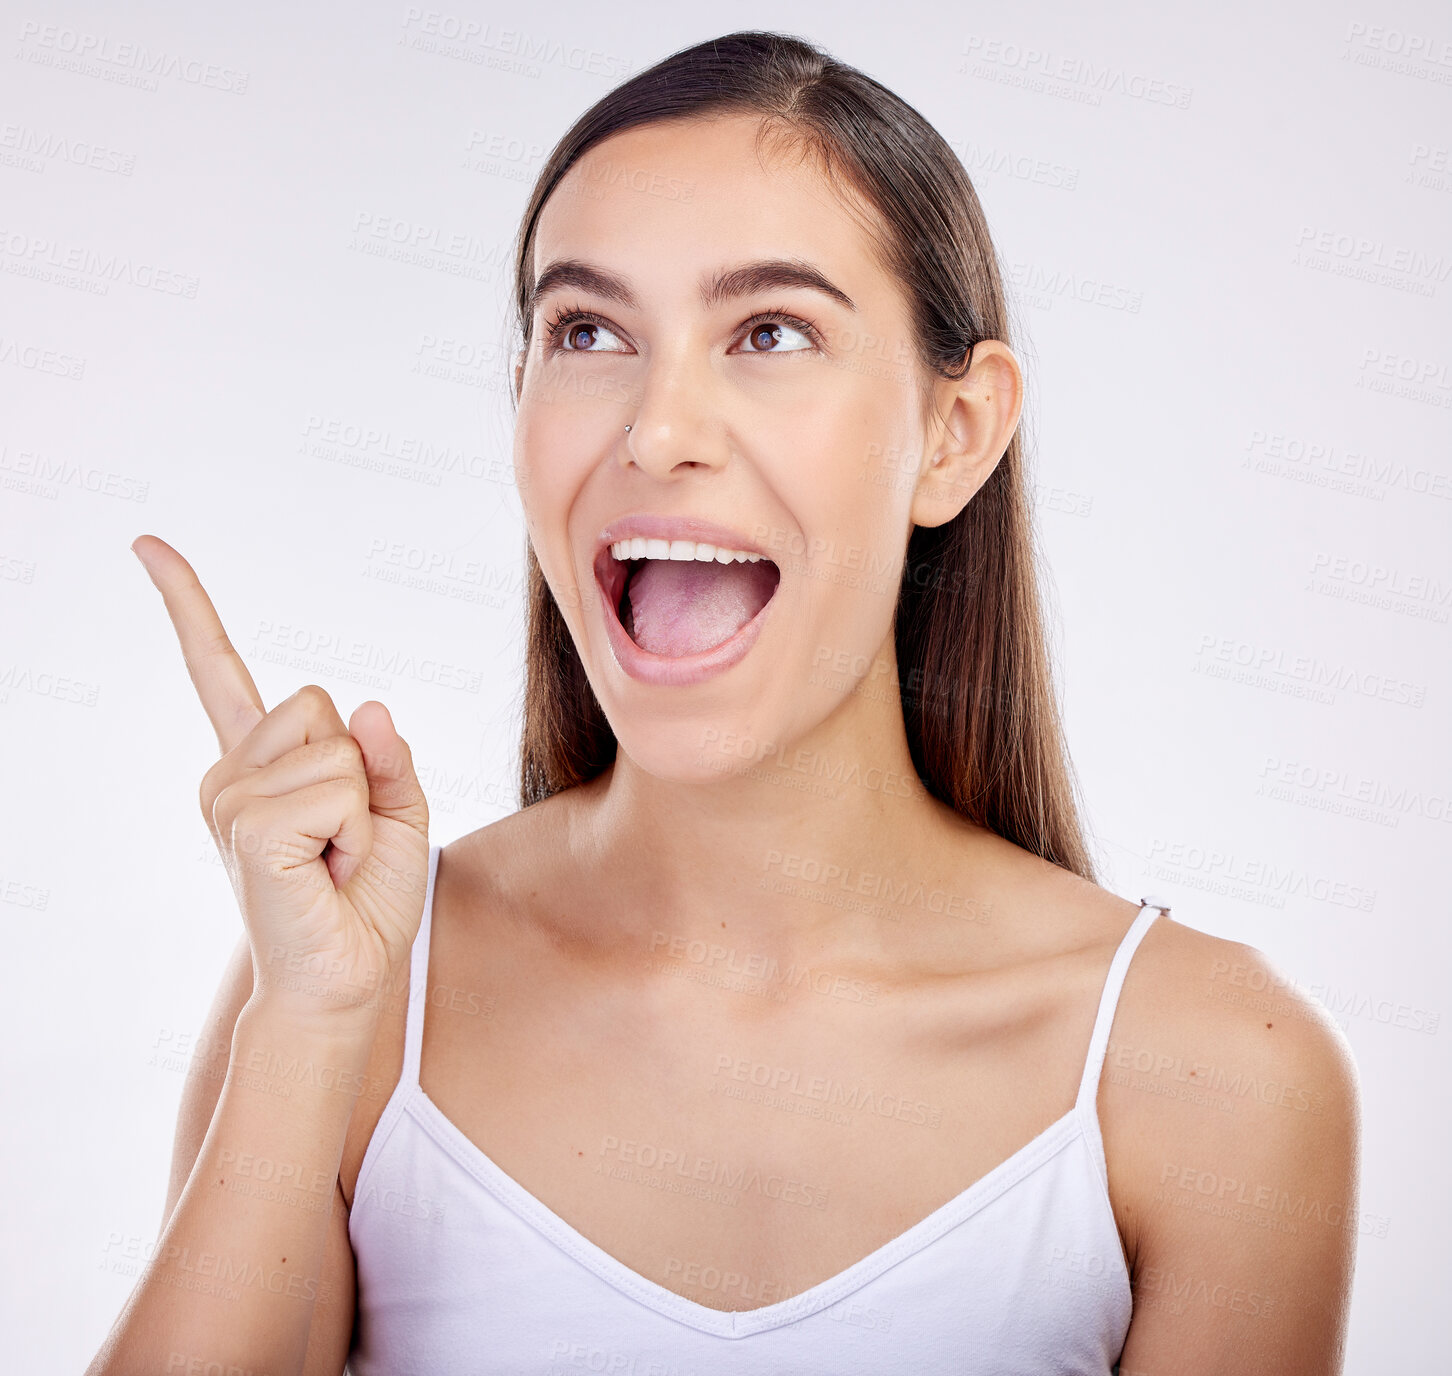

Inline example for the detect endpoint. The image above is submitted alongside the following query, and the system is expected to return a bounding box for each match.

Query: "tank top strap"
[400,842,442,1086]
[1073,894,1171,1115]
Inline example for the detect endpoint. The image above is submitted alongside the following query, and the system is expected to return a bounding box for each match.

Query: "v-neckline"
[401,1080,1088,1339]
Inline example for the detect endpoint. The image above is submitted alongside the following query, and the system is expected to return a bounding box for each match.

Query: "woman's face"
[514,113,965,783]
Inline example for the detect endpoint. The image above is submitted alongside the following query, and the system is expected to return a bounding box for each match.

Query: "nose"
[620,351,730,481]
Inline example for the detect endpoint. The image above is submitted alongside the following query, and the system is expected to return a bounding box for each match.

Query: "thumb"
[349,700,429,831]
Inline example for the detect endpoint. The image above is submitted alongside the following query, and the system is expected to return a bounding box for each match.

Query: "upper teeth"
[609,538,764,563]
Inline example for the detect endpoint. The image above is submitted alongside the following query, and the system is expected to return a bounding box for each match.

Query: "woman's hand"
[132,534,431,1022]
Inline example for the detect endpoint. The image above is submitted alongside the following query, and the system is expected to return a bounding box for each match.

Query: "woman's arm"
[1109,930,1361,1375]
[95,535,431,1374]
[85,985,375,1376]
[149,930,359,1376]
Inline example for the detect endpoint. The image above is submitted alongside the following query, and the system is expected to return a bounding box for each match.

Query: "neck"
[574,644,973,965]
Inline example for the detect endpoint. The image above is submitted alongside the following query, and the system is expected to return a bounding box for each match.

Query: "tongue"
[625,558,777,657]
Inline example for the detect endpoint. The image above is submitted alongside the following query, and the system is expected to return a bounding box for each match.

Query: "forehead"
[532,114,891,305]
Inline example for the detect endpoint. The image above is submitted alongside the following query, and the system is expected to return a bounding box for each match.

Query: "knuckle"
[197,628,238,659]
[331,731,365,764]
[200,753,231,791]
[314,733,363,779]
[293,683,334,714]
[211,779,245,835]
[198,767,219,818]
[225,804,273,862]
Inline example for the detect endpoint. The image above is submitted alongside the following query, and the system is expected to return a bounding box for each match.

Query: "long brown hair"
[507,30,1098,883]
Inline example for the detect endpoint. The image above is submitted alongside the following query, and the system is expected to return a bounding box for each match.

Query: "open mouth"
[593,538,781,660]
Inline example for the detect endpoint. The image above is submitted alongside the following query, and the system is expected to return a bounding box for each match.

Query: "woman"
[91,30,1359,1376]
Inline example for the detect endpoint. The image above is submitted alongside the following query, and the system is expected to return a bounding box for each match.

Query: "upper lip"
[595,514,777,562]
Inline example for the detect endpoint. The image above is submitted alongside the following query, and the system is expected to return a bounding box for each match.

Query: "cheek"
[512,412,589,588]
[514,357,632,479]
[793,372,917,495]
[820,489,911,658]
[525,351,638,424]
[788,400,915,563]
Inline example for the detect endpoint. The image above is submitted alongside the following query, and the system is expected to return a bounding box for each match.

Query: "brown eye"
[737,318,813,353]
[552,317,628,353]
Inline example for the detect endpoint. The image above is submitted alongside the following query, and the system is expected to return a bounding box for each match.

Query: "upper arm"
[159,930,360,1374]
[1107,929,1362,1375]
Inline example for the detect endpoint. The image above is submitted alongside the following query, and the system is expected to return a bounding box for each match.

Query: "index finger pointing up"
[132,534,267,757]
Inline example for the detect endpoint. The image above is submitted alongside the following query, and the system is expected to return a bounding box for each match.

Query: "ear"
[909,340,1024,529]
[513,347,526,404]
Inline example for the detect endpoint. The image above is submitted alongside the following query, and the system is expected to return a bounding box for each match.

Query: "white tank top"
[347,842,1166,1374]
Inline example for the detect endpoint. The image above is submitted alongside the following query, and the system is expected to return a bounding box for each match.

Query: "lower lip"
[594,557,778,687]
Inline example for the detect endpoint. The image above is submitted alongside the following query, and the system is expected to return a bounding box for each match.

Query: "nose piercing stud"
[624,424,632,433]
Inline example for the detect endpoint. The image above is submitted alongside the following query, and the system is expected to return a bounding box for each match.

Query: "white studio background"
[1,1,1447,1369]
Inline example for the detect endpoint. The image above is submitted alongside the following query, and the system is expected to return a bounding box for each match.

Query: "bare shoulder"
[440,786,577,894]
[1104,913,1362,1147]
[1100,911,1363,1371]
[337,801,556,1205]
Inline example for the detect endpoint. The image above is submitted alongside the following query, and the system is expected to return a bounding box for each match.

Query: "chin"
[604,708,782,788]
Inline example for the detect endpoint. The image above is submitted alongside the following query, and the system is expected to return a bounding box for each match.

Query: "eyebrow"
[525,257,858,321]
